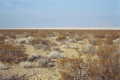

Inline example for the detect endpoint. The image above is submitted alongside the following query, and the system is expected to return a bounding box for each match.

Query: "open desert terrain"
[0,29,119,80]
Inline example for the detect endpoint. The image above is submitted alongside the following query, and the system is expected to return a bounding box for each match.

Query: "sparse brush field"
[0,29,120,80]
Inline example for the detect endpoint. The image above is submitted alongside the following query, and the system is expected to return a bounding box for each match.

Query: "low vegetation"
[0,30,120,80]
[56,43,120,80]
[0,44,28,64]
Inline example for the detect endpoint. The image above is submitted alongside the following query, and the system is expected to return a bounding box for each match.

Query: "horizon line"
[0,27,120,30]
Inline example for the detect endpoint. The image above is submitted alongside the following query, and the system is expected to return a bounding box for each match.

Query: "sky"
[0,0,119,28]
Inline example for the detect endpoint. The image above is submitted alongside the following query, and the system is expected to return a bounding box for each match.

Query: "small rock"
[48,51,64,59]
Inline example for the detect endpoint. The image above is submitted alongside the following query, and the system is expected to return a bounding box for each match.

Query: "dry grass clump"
[0,44,28,64]
[0,61,9,70]
[31,38,51,51]
[56,34,66,41]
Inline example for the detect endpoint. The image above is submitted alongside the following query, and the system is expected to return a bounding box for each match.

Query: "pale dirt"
[0,66,60,80]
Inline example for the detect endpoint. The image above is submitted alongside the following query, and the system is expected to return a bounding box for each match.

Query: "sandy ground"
[0,66,60,80]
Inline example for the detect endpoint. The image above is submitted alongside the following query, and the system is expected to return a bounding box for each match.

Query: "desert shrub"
[31,39,51,51]
[27,55,41,62]
[95,33,119,45]
[0,74,28,80]
[56,34,66,41]
[0,35,6,44]
[56,58,89,80]
[25,55,55,68]
[0,44,28,64]
[56,43,120,80]
[38,56,55,67]
[81,43,96,54]
[89,44,120,80]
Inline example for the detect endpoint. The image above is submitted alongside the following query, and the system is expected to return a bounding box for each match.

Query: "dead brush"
[56,43,120,80]
[0,74,28,80]
[56,58,89,80]
[0,44,28,64]
[0,70,41,80]
[88,44,120,80]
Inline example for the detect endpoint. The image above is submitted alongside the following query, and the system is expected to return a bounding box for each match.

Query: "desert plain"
[0,29,119,80]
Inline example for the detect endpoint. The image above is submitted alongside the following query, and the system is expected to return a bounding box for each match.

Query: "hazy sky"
[0,0,119,28]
